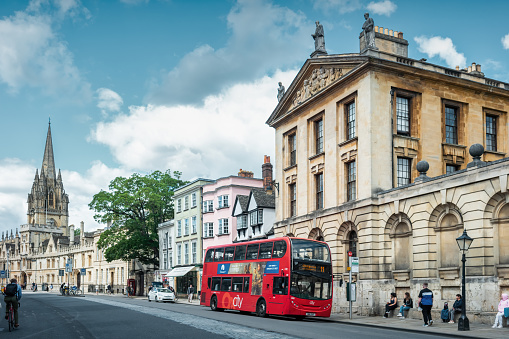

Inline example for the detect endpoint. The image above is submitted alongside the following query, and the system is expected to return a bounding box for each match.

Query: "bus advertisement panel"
[200,237,332,319]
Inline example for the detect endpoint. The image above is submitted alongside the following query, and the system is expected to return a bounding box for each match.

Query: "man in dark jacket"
[4,278,22,328]
[448,294,463,323]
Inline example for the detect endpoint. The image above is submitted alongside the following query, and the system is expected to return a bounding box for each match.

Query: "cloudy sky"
[1,0,509,234]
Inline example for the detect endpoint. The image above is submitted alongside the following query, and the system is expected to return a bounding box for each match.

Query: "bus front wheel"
[256,299,267,317]
[210,295,223,312]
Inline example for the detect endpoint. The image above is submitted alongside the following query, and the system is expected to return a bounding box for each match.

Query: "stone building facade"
[266,21,509,322]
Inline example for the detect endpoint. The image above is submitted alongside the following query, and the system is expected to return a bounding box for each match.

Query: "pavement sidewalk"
[80,293,509,338]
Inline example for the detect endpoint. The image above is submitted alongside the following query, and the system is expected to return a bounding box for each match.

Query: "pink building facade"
[202,175,263,256]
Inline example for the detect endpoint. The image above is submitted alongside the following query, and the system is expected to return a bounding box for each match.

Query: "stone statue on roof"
[312,21,326,54]
[362,12,376,49]
[277,82,285,102]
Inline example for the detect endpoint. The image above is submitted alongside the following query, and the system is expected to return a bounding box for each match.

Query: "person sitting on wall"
[493,293,509,328]
[383,292,398,318]
[397,292,413,318]
[448,294,463,324]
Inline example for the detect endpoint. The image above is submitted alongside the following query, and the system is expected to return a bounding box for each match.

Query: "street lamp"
[456,229,473,331]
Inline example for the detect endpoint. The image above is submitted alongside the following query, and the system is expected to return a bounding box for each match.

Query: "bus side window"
[224,247,235,261]
[221,277,232,291]
[214,248,225,261]
[234,245,246,260]
[273,277,288,295]
[212,277,221,291]
[259,242,273,259]
[232,277,243,292]
[205,249,215,263]
[207,277,211,289]
[243,277,250,293]
[272,241,287,258]
[246,244,259,260]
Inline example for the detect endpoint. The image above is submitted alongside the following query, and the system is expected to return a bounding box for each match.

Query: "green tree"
[89,170,186,266]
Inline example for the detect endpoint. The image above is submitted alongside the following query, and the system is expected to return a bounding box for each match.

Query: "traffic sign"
[65,263,72,273]
[348,251,352,257]
[0,270,6,278]
[80,268,86,275]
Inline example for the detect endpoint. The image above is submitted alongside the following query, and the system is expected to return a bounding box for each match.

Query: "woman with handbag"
[492,293,509,328]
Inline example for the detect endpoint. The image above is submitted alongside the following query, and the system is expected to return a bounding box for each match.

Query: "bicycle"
[6,301,19,332]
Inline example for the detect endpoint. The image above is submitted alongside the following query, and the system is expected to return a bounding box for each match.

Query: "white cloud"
[502,33,509,50]
[0,159,35,232]
[414,36,466,68]
[0,1,91,99]
[63,161,132,231]
[97,88,124,116]
[147,0,310,105]
[312,0,362,14]
[93,70,297,179]
[366,1,397,16]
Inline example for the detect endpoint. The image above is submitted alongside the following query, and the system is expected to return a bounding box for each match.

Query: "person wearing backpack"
[4,278,22,328]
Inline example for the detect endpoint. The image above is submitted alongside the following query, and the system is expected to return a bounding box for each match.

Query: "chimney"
[238,169,254,178]
[262,155,273,191]
[80,221,85,243]
[70,225,75,244]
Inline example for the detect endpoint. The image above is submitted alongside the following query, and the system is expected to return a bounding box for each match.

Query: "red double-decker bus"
[200,237,333,319]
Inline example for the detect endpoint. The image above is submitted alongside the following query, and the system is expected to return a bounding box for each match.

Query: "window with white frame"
[203,200,214,212]
[191,193,197,208]
[163,252,167,270]
[184,196,189,210]
[177,199,182,213]
[250,210,262,226]
[121,267,124,283]
[218,195,229,208]
[218,218,229,234]
[184,243,189,264]
[237,215,248,229]
[168,235,172,249]
[177,220,182,237]
[204,222,214,238]
[177,244,182,265]
[184,218,189,235]
[169,251,173,268]
[192,216,197,234]
[192,241,197,263]
[163,232,168,250]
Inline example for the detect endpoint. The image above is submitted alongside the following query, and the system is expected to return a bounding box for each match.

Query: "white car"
[148,287,176,303]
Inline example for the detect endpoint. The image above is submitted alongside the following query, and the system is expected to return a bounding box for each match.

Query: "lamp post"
[456,229,473,331]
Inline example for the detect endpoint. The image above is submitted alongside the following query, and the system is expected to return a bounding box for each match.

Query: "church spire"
[41,119,56,181]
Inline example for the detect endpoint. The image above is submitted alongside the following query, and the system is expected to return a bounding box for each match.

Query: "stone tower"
[26,121,69,229]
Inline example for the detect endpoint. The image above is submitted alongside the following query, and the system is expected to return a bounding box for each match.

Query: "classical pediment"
[267,56,367,126]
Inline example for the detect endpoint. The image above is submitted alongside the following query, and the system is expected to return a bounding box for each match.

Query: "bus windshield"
[290,272,332,300]
[291,239,330,263]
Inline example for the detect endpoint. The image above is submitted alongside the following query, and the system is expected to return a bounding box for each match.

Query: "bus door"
[269,276,289,315]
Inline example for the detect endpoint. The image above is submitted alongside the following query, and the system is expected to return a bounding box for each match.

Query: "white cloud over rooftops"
[414,36,467,69]
[502,33,509,50]
[92,69,297,180]
[97,88,124,116]
[366,0,397,16]
[147,0,311,105]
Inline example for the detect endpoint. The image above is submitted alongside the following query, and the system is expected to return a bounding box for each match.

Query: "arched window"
[348,231,357,257]
[49,192,54,208]
[393,222,411,270]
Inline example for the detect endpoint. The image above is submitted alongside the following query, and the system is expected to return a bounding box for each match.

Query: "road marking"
[83,298,297,339]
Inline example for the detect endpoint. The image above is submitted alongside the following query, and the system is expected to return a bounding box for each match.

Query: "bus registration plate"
[306,312,316,316]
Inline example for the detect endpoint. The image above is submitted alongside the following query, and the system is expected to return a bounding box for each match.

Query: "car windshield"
[290,272,332,300]
[291,239,330,262]
[157,288,171,293]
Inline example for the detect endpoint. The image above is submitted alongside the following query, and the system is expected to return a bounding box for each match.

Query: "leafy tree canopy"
[89,170,186,266]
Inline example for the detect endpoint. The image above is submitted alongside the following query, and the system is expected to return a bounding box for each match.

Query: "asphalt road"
[0,293,453,339]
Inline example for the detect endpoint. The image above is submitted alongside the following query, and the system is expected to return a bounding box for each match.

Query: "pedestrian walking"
[417,282,434,327]
[187,284,194,302]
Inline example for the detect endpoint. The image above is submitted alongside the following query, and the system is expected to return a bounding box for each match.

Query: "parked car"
[148,287,176,303]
